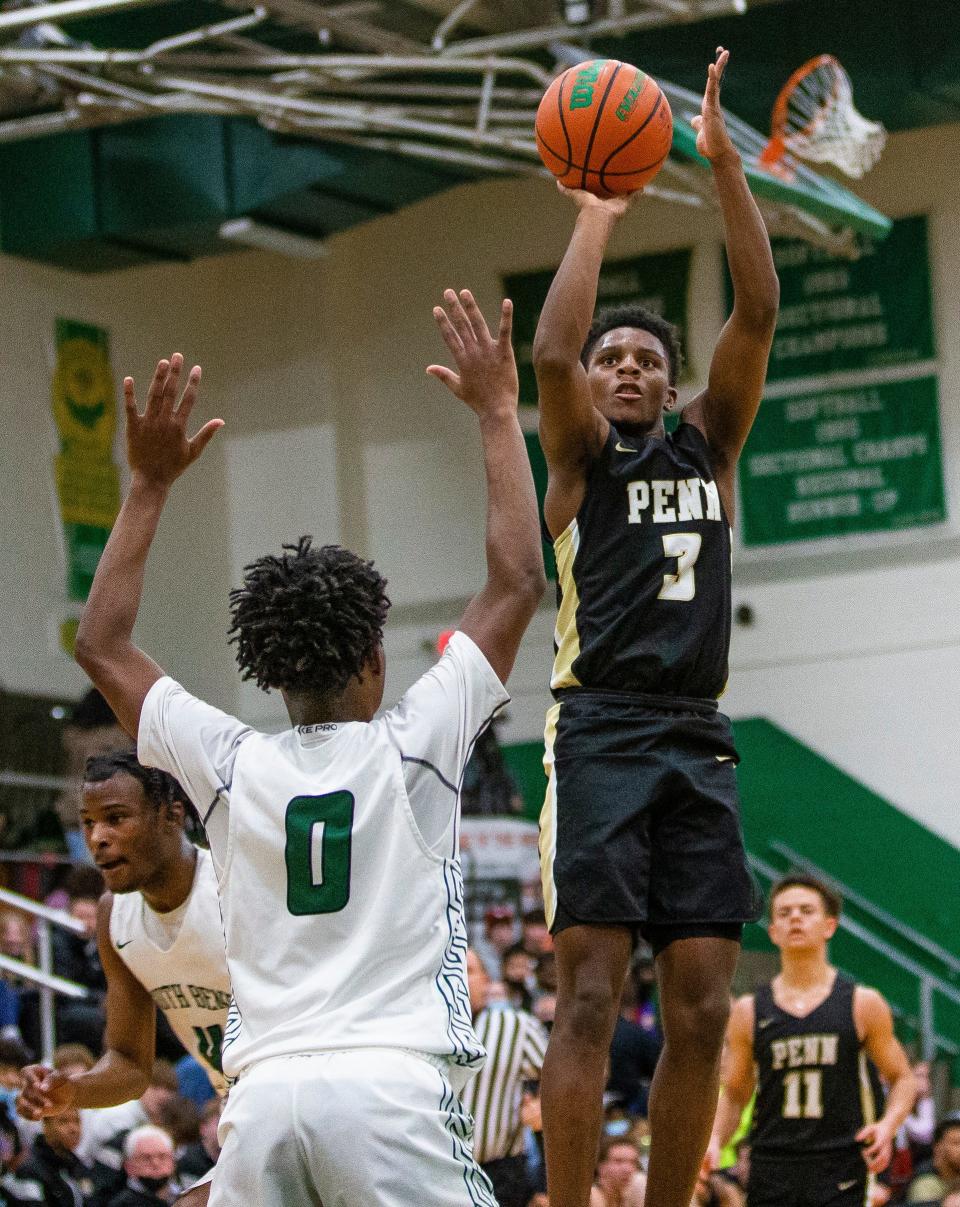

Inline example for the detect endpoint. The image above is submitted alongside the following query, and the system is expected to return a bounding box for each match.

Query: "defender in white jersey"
[18,750,229,1207]
[70,287,546,1205]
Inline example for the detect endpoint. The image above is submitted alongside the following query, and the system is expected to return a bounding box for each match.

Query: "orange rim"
[759,53,840,169]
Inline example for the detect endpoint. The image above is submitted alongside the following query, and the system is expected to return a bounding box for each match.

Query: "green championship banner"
[51,320,121,605]
[764,216,934,382]
[505,247,692,405]
[740,376,946,546]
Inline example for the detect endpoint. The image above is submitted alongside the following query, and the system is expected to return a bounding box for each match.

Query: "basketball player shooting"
[531,49,779,1207]
[706,875,916,1207]
[69,289,546,1205]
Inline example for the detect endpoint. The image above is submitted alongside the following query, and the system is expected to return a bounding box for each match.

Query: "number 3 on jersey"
[658,533,701,602]
[284,792,355,915]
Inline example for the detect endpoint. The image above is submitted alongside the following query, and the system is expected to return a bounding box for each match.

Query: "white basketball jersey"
[138,632,508,1085]
[109,848,231,1095]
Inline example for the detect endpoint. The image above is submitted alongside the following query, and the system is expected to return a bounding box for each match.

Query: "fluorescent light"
[218,217,329,259]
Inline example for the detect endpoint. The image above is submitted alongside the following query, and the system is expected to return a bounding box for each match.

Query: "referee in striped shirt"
[466,949,550,1207]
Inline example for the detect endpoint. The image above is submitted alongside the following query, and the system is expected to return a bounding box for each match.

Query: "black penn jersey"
[751,973,876,1157]
[551,421,731,699]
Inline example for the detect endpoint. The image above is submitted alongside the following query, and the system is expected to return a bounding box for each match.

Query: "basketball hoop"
[759,54,886,180]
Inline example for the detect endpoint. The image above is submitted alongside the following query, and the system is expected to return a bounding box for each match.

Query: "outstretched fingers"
[706,47,729,98]
[457,288,492,346]
[497,297,514,349]
[175,364,203,425]
[433,299,465,359]
[441,288,476,347]
[159,352,184,418]
[187,416,224,463]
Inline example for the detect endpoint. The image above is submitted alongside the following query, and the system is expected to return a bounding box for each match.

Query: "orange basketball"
[535,58,673,197]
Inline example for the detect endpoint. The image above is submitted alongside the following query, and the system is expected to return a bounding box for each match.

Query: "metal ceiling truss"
[0,0,884,250]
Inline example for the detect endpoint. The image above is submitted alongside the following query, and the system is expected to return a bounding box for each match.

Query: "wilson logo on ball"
[615,70,648,122]
[569,60,604,110]
[536,58,673,197]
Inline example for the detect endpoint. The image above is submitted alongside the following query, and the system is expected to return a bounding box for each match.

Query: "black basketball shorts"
[539,689,762,953]
[748,1151,868,1207]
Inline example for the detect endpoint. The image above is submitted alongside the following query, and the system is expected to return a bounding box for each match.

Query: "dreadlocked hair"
[227,536,391,697]
[84,748,204,845]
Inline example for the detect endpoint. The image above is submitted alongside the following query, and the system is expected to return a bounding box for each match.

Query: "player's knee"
[666,985,730,1052]
[557,978,619,1044]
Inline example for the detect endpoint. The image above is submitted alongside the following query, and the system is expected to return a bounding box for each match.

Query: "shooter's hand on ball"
[427,289,519,419]
[556,181,638,218]
[124,353,223,488]
[691,47,739,166]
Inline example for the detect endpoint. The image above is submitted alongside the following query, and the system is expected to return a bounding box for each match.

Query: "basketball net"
[759,54,887,180]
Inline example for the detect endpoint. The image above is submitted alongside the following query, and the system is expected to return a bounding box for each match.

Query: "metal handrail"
[0,956,88,999]
[0,889,86,935]
[769,840,960,978]
[0,887,91,1062]
[748,852,960,1060]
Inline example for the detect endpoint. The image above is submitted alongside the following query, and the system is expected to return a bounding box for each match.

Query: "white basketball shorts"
[207,1048,497,1207]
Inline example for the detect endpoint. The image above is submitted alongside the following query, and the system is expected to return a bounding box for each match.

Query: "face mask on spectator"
[137,1175,170,1193]
[604,1118,631,1137]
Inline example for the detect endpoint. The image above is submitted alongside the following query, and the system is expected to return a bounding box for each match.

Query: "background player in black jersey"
[706,875,916,1207]
[531,48,779,1207]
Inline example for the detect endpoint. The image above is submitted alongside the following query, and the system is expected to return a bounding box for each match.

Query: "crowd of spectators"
[0,688,957,1206]
[0,1042,215,1204]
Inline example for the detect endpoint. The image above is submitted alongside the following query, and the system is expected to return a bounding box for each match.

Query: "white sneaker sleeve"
[380,631,510,854]
[138,677,253,856]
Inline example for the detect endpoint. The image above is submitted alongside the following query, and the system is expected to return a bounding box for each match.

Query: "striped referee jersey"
[462,1005,549,1164]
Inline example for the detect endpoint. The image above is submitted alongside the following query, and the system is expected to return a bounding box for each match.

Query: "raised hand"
[124,353,223,488]
[691,47,739,165]
[426,289,518,417]
[18,1065,75,1121]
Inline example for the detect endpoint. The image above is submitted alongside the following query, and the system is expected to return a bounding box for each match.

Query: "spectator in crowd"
[460,722,524,817]
[475,904,518,980]
[902,1061,936,1165]
[52,1047,96,1079]
[57,690,127,864]
[942,1182,960,1207]
[905,1113,960,1205]
[77,1060,178,1196]
[535,952,557,997]
[0,913,36,969]
[52,868,107,1053]
[520,909,552,959]
[0,915,41,1058]
[175,1099,220,1187]
[589,1135,646,1207]
[607,972,660,1118]
[0,1036,39,1156]
[464,949,549,1207]
[502,944,537,1013]
[105,1125,177,1206]
[1,1108,95,1206]
[533,993,557,1031]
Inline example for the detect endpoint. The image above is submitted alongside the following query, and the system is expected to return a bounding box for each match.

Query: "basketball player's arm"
[855,987,917,1173]
[705,994,756,1171]
[75,355,222,739]
[532,189,629,526]
[682,50,779,515]
[18,895,156,1118]
[428,290,546,683]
